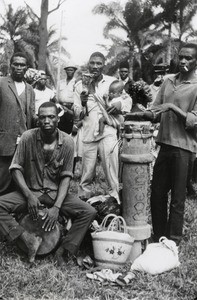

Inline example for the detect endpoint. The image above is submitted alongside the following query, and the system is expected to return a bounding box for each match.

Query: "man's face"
[38,74,47,88]
[119,68,129,80]
[10,56,27,82]
[65,67,75,79]
[38,107,59,135]
[178,47,197,73]
[88,56,104,79]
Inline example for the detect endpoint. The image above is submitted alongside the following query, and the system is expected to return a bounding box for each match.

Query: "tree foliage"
[93,0,197,82]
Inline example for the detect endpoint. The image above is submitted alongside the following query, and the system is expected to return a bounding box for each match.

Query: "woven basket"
[91,214,134,270]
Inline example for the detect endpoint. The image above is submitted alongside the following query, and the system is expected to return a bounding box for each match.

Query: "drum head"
[17,213,61,256]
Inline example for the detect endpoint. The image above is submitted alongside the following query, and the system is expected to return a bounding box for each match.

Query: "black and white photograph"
[0,0,197,299]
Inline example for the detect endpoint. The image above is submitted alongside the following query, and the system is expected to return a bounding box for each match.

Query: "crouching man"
[0,102,96,264]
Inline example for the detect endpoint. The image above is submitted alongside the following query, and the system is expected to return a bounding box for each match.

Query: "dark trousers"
[0,156,13,195]
[150,145,192,244]
[0,191,96,255]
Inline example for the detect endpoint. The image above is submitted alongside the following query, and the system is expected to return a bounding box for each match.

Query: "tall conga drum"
[121,120,153,261]
[17,210,61,256]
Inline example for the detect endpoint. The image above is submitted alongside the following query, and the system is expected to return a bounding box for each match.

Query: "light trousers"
[79,135,120,202]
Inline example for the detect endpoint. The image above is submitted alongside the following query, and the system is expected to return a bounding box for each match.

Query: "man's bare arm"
[11,169,41,220]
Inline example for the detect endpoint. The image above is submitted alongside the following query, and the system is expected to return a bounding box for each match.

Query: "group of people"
[0,42,197,265]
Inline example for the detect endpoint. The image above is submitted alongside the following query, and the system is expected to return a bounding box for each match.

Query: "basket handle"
[107,216,128,233]
[99,213,118,230]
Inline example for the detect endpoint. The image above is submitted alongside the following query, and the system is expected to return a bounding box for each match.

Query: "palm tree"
[0,4,34,69]
[93,0,159,81]
[0,3,69,86]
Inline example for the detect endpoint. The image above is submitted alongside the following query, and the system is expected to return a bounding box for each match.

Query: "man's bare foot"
[20,231,42,263]
[54,246,65,267]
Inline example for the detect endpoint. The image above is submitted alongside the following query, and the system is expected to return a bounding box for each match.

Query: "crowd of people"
[0,42,197,264]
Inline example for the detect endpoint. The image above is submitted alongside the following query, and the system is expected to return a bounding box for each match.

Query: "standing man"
[131,43,197,245]
[74,52,121,203]
[34,71,56,115]
[0,52,35,195]
[118,60,134,95]
[58,63,77,134]
[0,102,96,264]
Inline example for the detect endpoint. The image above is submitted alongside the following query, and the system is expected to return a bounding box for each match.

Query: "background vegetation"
[0,0,197,85]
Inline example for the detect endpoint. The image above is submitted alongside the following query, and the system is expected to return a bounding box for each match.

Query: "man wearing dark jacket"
[0,52,35,195]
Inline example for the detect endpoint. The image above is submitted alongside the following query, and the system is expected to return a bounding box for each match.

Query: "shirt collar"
[36,128,63,145]
[169,73,197,84]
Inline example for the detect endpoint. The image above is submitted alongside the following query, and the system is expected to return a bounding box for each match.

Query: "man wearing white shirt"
[34,72,56,114]
[74,52,122,203]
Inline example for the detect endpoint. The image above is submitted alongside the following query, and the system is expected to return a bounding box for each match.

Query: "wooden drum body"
[121,121,153,261]
[17,210,61,256]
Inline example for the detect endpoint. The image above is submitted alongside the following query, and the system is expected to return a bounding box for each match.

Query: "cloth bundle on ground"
[130,237,180,275]
[86,268,122,283]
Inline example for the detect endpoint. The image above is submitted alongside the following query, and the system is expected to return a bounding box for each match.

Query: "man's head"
[64,64,77,80]
[37,72,47,89]
[10,52,28,82]
[119,61,129,81]
[38,102,59,135]
[178,43,197,74]
[109,80,124,100]
[88,52,105,79]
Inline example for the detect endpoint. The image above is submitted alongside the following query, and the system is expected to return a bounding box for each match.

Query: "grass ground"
[0,162,197,300]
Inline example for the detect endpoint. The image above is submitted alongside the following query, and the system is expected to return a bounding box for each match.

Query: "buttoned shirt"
[74,74,117,143]
[9,128,74,200]
[58,77,76,104]
[153,73,197,153]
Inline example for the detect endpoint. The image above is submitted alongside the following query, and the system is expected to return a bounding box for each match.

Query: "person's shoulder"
[74,79,82,91]
[103,74,117,83]
[58,129,74,145]
[0,76,10,85]
[20,128,38,140]
[122,92,132,101]
[25,80,34,91]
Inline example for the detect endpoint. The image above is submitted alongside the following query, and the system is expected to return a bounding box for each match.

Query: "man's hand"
[151,103,175,114]
[80,91,89,107]
[41,206,59,231]
[27,194,41,220]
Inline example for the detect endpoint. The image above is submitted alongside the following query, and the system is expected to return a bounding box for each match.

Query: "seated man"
[0,102,96,264]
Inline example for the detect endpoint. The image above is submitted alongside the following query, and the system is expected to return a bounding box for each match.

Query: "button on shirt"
[153,74,197,153]
[9,128,74,200]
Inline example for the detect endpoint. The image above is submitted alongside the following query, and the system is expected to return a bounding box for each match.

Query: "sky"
[0,0,197,67]
[0,0,128,66]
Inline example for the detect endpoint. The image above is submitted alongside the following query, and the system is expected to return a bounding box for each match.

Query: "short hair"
[119,60,129,70]
[180,43,197,59]
[10,52,28,65]
[89,52,105,62]
[38,102,58,115]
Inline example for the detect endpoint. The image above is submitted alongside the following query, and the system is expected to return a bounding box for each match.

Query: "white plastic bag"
[130,237,180,275]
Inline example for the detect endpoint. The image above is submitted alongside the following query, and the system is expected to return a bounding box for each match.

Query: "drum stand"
[121,121,153,262]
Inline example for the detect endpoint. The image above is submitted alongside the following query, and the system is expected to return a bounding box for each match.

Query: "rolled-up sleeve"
[9,135,26,173]
[60,136,74,178]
